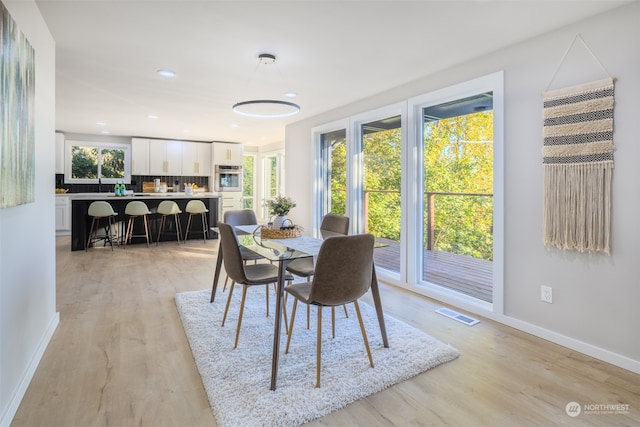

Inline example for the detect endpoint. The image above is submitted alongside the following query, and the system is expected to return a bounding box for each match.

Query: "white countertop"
[62,192,222,200]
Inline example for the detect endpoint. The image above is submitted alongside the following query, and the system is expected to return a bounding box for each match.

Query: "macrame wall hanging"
[542,35,615,254]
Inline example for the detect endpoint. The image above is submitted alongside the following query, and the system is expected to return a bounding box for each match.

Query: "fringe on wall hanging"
[542,77,614,254]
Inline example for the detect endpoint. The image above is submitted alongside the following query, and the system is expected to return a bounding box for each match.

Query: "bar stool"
[124,201,151,248]
[85,201,119,251]
[184,200,209,243]
[156,200,182,245]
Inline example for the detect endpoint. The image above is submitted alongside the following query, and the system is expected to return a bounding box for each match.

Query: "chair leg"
[143,215,150,247]
[331,306,336,339]
[343,304,349,318]
[124,217,132,249]
[201,213,208,243]
[174,214,182,244]
[107,216,116,250]
[234,286,248,349]
[223,275,229,292]
[221,282,235,327]
[282,280,292,334]
[103,218,113,250]
[265,285,269,317]
[86,217,97,251]
[306,276,311,330]
[285,299,298,354]
[156,216,165,246]
[316,305,323,388]
[354,300,374,368]
[184,214,193,241]
[282,297,288,335]
[115,218,121,247]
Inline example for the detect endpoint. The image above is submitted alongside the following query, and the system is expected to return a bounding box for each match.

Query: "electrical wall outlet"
[541,285,553,303]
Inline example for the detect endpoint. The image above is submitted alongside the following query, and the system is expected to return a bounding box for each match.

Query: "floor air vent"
[436,307,479,326]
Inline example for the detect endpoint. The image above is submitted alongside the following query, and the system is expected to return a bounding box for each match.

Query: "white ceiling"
[35,0,630,146]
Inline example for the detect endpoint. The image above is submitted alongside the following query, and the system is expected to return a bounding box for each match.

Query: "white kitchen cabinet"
[55,132,65,174]
[131,138,150,175]
[213,142,243,166]
[55,195,71,234]
[182,142,212,176]
[149,139,182,175]
[219,192,244,211]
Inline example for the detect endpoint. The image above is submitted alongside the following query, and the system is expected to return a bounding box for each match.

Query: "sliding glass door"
[420,93,494,302]
[313,72,503,308]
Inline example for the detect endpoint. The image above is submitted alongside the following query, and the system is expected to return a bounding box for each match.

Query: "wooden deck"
[373,238,493,303]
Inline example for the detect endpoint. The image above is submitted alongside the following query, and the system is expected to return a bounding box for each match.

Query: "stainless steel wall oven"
[214,165,243,192]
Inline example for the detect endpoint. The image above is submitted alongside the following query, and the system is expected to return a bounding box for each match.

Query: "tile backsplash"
[55,174,209,193]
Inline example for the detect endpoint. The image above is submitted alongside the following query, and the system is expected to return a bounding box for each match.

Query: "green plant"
[268,195,296,216]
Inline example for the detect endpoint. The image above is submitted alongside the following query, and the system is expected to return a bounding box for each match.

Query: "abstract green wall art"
[1,0,35,208]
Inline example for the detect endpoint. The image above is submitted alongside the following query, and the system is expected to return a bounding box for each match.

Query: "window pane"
[243,155,254,209]
[320,129,346,216]
[362,115,402,274]
[422,92,494,302]
[71,145,98,179]
[101,148,125,179]
[267,157,278,197]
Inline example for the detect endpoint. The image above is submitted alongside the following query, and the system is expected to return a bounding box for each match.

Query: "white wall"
[285,3,640,372]
[0,2,58,426]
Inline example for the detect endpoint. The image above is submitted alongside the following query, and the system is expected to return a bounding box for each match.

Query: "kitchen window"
[65,140,131,183]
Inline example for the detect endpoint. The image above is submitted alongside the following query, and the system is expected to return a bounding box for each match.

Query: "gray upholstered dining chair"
[218,221,293,349]
[284,233,375,388]
[286,213,350,329]
[212,209,271,310]
[221,209,264,291]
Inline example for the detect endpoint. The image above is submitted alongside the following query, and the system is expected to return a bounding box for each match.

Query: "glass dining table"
[209,224,389,391]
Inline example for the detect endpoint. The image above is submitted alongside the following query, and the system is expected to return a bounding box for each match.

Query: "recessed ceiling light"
[96,121,106,126]
[100,130,110,134]
[231,124,240,128]
[157,69,176,78]
[284,91,297,98]
[147,114,159,119]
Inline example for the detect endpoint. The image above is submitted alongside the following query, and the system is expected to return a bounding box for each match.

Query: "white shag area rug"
[175,289,459,427]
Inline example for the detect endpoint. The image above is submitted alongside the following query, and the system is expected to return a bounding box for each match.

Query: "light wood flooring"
[11,237,639,426]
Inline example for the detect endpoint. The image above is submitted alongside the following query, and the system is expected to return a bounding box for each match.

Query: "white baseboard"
[494,314,640,375]
[0,312,60,427]
[385,280,640,375]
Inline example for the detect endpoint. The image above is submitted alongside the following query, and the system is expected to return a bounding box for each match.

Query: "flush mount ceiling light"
[157,69,176,78]
[232,53,300,118]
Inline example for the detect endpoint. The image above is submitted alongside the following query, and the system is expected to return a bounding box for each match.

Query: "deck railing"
[362,189,493,254]
[334,188,495,301]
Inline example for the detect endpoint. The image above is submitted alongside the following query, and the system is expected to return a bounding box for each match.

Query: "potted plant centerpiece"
[268,195,296,229]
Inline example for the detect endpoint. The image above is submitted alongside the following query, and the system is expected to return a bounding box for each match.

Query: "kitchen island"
[70,193,221,251]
